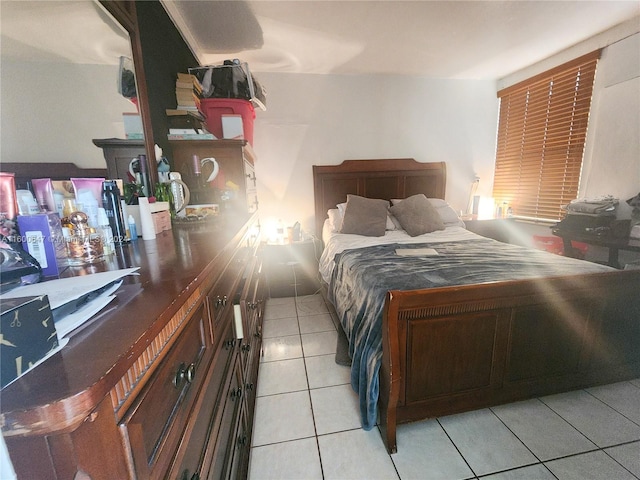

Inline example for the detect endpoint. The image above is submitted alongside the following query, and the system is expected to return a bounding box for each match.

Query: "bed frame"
[313,158,640,454]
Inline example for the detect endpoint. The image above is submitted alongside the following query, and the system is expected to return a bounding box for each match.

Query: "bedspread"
[327,238,614,430]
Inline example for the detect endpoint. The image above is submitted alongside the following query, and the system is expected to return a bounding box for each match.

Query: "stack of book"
[175,72,202,111]
[168,73,215,140]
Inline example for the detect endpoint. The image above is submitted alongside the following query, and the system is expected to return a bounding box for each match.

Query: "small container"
[128,214,138,240]
[66,211,104,265]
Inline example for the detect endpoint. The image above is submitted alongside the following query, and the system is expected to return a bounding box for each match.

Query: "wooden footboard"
[379,269,640,454]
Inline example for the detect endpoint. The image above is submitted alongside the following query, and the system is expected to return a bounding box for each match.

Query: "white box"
[221,114,244,140]
[123,113,143,139]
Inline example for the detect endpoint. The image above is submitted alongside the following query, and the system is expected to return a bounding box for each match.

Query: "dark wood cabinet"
[2,213,265,480]
[169,139,258,214]
[93,138,146,183]
[464,218,516,244]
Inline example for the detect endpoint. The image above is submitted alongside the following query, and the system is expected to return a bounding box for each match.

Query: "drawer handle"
[247,301,258,310]
[215,295,227,308]
[231,386,242,400]
[238,434,248,446]
[241,343,251,353]
[174,362,196,388]
[224,338,236,350]
[245,382,254,391]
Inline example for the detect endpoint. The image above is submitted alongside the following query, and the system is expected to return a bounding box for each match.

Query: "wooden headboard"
[312,159,446,238]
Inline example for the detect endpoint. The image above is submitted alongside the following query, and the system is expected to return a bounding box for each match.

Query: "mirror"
[0,1,146,180]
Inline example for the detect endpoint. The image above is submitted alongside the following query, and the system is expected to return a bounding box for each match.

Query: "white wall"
[252,74,498,235]
[1,60,136,168]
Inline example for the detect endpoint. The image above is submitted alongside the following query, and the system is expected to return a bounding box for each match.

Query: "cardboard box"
[1,295,58,388]
[17,213,67,278]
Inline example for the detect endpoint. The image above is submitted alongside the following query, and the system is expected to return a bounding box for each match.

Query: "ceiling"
[1,1,638,81]
[162,0,640,80]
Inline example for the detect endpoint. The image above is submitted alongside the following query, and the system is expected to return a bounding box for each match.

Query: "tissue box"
[123,112,144,139]
[1,295,58,388]
[17,213,67,278]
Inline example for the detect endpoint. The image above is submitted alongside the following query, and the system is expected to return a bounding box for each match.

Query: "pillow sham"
[391,197,465,228]
[389,194,445,236]
[338,202,398,230]
[339,195,390,236]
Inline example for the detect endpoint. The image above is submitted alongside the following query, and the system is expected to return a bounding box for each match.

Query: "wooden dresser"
[1,213,265,480]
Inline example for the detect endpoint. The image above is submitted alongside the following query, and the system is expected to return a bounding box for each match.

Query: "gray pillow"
[389,194,445,236]
[339,194,390,236]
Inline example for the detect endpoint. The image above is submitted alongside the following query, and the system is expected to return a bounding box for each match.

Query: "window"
[493,50,601,222]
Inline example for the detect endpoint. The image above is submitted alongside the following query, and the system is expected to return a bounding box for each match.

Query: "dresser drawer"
[208,246,251,335]
[167,318,238,479]
[120,304,208,479]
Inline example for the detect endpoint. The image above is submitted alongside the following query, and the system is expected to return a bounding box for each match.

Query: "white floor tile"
[310,384,361,435]
[265,296,295,306]
[305,354,351,389]
[629,377,640,389]
[256,358,308,397]
[248,437,323,480]
[392,419,474,480]
[264,300,297,320]
[492,398,597,461]
[605,441,640,477]
[262,316,299,338]
[439,409,537,477]
[251,391,316,447]
[318,429,399,480]
[586,381,640,424]
[541,389,640,448]
[545,450,637,480]
[301,330,338,357]
[480,463,555,480]
[296,294,329,316]
[298,312,335,334]
[260,335,303,362]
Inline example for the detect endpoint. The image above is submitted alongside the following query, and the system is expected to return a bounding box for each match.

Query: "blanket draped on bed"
[327,238,613,430]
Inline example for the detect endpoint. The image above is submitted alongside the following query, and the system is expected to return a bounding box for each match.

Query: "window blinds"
[493,50,601,222]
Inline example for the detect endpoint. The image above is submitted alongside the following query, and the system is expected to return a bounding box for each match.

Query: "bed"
[313,158,640,454]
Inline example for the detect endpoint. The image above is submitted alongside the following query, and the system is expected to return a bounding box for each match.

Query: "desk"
[552,228,640,268]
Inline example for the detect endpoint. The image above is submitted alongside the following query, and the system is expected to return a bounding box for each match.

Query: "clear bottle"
[97,208,115,255]
[66,211,104,265]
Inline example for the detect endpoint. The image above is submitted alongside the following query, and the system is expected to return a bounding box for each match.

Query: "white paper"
[395,248,439,256]
[53,280,123,338]
[0,268,139,309]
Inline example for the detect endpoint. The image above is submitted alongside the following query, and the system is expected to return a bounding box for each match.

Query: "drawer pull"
[245,382,254,391]
[224,338,236,350]
[231,386,242,400]
[238,434,248,446]
[215,295,228,308]
[241,343,251,353]
[174,362,197,388]
[247,301,258,310]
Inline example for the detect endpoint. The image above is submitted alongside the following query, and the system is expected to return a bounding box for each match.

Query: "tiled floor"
[248,294,640,480]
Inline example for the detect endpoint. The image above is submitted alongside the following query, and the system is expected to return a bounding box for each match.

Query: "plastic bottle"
[97,208,115,255]
[128,214,138,240]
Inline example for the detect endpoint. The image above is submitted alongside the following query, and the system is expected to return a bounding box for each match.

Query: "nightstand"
[464,218,516,243]
[261,238,322,298]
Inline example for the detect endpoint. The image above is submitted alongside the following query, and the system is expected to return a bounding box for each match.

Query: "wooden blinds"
[493,50,601,221]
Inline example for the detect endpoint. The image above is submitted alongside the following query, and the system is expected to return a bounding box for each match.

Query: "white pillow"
[327,208,342,232]
[338,201,397,230]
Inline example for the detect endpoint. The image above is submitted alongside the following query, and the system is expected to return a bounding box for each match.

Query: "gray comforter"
[327,238,614,430]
